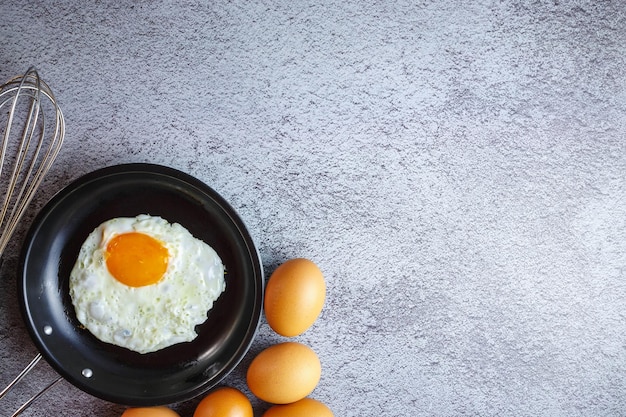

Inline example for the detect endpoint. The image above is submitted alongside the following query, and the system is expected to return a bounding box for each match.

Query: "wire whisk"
[0,67,65,256]
[0,67,65,416]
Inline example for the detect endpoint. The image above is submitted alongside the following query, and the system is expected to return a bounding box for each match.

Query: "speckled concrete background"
[1,1,625,416]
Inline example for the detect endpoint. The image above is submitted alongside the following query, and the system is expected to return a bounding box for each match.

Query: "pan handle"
[1,353,64,416]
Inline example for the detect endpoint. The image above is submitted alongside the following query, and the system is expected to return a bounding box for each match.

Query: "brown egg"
[121,406,180,417]
[262,398,334,417]
[193,387,253,417]
[264,258,326,337]
[247,342,321,404]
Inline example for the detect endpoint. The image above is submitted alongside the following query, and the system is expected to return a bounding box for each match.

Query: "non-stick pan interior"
[18,163,263,405]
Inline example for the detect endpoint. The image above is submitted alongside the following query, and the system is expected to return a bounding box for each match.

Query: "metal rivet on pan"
[82,368,93,378]
[43,325,53,335]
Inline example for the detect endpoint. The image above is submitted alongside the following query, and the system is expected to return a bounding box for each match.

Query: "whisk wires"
[0,67,65,256]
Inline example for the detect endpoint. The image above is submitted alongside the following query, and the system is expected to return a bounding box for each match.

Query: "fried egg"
[69,214,225,354]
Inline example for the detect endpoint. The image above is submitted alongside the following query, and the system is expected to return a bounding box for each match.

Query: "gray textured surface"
[1,1,625,416]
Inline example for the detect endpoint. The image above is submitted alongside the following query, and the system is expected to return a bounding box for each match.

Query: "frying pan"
[17,163,264,406]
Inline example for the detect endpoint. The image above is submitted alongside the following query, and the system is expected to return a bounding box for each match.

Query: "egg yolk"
[105,232,169,287]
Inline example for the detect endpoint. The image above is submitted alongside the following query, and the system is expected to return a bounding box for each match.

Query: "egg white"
[69,214,225,354]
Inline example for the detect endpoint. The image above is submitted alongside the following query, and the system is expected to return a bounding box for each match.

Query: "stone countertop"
[1,1,625,416]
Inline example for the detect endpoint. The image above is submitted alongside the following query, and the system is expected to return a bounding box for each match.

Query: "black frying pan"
[17,163,263,406]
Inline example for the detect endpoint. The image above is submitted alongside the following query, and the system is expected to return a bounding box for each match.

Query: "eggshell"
[262,398,334,417]
[247,342,321,404]
[121,406,180,417]
[264,258,326,337]
[193,386,253,417]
